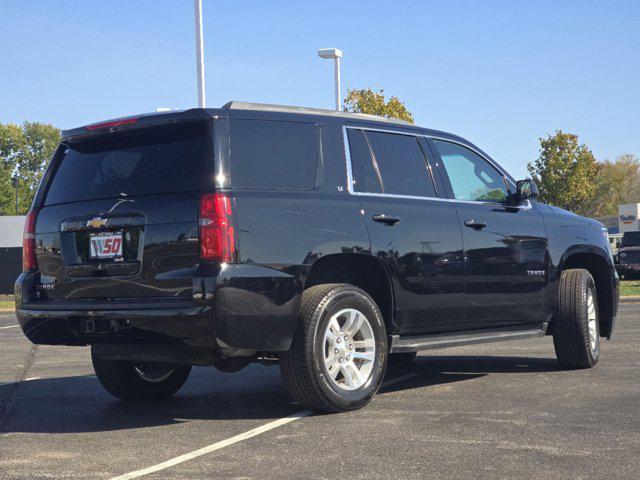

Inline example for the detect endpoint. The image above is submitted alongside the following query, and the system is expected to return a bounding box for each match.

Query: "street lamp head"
[317,48,342,59]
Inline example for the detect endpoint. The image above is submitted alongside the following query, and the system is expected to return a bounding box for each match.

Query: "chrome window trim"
[342,125,529,209]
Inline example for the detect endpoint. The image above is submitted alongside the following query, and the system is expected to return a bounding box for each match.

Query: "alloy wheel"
[323,308,376,391]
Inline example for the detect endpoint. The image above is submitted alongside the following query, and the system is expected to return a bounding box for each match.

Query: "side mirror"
[514,179,539,203]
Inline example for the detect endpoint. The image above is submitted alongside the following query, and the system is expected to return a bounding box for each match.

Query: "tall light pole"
[317,48,342,111]
[194,0,206,108]
[12,175,18,215]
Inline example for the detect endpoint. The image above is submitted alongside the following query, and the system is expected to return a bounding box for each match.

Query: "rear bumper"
[15,263,301,357]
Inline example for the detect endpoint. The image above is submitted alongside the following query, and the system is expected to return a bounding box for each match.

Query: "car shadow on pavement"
[0,355,561,434]
[381,354,561,394]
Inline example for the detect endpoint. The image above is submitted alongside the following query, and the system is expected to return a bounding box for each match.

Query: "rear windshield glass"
[622,232,640,247]
[44,123,208,206]
[229,119,318,190]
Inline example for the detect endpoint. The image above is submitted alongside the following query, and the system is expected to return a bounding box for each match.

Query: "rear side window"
[45,123,208,206]
[347,129,382,194]
[348,129,436,197]
[229,119,318,190]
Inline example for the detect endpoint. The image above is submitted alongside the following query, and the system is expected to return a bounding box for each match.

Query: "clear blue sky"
[1,0,639,178]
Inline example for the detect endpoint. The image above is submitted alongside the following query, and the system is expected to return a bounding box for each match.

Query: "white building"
[0,215,26,294]
[618,203,640,234]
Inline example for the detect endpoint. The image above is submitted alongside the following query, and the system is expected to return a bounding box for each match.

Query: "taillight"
[22,208,38,272]
[199,193,235,263]
[85,117,138,131]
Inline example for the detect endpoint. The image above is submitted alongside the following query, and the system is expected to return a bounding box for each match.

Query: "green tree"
[0,122,60,215]
[527,130,597,215]
[343,88,414,123]
[584,154,640,217]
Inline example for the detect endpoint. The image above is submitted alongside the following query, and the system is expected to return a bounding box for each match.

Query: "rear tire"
[91,347,191,400]
[280,284,387,413]
[552,269,600,369]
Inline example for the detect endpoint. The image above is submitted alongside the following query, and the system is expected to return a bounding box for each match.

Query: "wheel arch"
[304,253,396,335]
[559,249,616,338]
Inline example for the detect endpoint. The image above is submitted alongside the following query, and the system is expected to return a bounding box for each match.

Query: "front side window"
[432,140,508,203]
[348,129,436,197]
[229,119,318,190]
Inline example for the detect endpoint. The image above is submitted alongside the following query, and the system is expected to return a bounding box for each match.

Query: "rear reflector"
[85,118,138,131]
[22,208,38,272]
[199,193,235,263]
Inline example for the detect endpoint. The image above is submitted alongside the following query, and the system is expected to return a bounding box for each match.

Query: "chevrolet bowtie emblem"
[87,217,108,228]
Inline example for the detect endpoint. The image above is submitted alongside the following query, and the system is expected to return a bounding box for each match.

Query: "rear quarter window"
[229,119,318,190]
[45,123,208,206]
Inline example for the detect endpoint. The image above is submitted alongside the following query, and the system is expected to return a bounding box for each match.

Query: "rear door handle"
[372,214,400,226]
[464,219,487,230]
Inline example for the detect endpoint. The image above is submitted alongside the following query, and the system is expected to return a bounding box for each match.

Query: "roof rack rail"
[221,101,413,126]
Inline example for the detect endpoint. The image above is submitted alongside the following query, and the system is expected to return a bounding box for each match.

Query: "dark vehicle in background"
[15,102,619,412]
[616,231,640,279]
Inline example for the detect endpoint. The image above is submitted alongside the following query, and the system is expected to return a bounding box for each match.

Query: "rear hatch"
[33,120,213,303]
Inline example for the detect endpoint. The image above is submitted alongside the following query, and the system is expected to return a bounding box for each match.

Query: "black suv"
[15,102,619,412]
[616,231,640,278]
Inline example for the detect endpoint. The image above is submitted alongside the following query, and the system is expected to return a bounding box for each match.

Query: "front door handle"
[464,219,487,230]
[373,214,400,226]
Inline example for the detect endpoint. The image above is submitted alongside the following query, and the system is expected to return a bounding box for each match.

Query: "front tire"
[91,347,191,400]
[280,284,388,413]
[553,269,600,369]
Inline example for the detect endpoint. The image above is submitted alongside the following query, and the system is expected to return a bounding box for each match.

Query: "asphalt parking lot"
[1,305,639,480]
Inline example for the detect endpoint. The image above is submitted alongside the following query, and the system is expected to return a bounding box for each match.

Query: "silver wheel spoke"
[343,310,364,336]
[325,352,337,367]
[325,318,341,345]
[586,288,599,353]
[351,351,374,363]
[342,362,363,388]
[353,339,374,349]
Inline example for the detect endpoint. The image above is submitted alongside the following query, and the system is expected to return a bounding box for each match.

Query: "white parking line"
[109,373,420,480]
[109,410,313,480]
[0,325,19,330]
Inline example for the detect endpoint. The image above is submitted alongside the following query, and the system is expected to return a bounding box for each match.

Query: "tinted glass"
[230,119,318,190]
[363,131,436,197]
[622,232,640,247]
[347,129,382,193]
[45,123,208,206]
[433,140,508,202]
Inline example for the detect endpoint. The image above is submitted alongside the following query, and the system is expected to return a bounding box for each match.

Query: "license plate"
[89,232,123,259]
